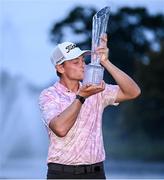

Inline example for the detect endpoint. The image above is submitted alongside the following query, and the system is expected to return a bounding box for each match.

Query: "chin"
[78,74,84,80]
[77,77,83,81]
[72,73,84,81]
[80,75,84,80]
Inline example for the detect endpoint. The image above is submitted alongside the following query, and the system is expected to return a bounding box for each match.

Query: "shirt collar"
[54,81,82,93]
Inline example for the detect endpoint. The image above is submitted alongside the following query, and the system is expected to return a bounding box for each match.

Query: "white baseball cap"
[50,42,90,65]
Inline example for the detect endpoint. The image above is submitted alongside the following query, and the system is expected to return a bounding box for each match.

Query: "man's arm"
[101,60,141,103]
[49,82,105,137]
[49,99,82,137]
[97,34,141,103]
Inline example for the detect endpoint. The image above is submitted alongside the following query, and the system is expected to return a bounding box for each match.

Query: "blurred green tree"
[122,42,164,139]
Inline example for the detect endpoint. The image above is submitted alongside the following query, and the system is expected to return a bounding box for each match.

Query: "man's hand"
[78,81,105,98]
[95,33,109,65]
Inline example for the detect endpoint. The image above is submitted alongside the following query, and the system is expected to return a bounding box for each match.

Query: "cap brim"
[65,50,91,61]
[57,49,91,64]
[82,50,91,56]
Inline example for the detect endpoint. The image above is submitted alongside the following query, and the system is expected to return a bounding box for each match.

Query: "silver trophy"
[83,7,110,85]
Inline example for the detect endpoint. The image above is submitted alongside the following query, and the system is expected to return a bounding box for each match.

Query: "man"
[39,34,141,179]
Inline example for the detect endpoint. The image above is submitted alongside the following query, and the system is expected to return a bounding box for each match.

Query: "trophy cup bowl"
[83,7,110,85]
[83,64,104,85]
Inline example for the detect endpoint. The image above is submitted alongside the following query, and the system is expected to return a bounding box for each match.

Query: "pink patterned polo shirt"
[39,81,119,165]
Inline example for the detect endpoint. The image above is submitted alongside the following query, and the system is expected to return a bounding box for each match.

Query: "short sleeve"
[38,89,61,128]
[101,84,120,108]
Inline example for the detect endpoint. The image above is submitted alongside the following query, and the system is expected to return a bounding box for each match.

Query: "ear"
[55,64,65,74]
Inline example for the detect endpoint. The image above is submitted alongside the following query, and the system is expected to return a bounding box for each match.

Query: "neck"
[59,78,79,92]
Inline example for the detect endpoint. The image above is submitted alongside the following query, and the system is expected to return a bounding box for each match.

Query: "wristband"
[76,95,85,104]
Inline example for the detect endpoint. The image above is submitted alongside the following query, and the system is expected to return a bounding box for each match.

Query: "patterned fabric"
[39,81,119,165]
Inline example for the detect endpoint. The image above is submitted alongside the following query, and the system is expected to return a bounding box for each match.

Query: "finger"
[100,34,108,47]
[86,83,93,88]
[101,80,106,89]
[94,81,105,90]
[100,33,107,40]
[81,84,91,90]
[87,85,102,92]
[95,47,109,53]
[84,85,98,91]
[96,47,106,51]
[94,83,103,89]
[96,50,108,55]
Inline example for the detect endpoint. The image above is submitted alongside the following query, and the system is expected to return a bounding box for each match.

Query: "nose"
[82,60,85,68]
[79,56,85,68]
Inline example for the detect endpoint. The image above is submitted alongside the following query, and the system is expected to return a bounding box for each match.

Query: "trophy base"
[83,64,104,85]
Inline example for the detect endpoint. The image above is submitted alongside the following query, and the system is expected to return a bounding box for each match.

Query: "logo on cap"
[65,44,76,53]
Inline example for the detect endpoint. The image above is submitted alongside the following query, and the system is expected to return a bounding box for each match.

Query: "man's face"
[62,55,85,81]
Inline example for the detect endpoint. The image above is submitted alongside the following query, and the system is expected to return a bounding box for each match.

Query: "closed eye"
[73,61,79,64]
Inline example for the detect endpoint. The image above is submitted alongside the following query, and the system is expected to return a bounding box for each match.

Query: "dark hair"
[56,71,62,77]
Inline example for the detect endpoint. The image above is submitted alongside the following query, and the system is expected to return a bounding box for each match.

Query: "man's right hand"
[78,80,105,98]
